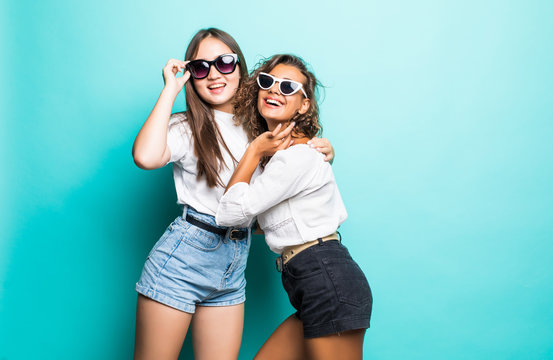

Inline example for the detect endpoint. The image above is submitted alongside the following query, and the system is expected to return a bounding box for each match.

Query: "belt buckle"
[229,229,241,240]
[276,257,283,272]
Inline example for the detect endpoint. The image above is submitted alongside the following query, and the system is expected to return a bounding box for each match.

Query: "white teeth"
[208,83,225,89]
[266,98,282,106]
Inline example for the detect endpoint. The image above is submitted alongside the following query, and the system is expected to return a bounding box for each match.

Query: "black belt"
[185,213,248,240]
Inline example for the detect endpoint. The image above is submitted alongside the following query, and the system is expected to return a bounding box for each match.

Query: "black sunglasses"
[186,53,239,79]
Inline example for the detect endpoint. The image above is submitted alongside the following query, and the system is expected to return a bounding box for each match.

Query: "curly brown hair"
[233,54,322,143]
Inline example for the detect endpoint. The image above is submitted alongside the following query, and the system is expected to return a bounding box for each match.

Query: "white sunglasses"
[257,72,308,97]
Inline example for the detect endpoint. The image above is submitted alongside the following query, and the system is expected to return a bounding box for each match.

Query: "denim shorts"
[281,240,372,338]
[136,206,251,313]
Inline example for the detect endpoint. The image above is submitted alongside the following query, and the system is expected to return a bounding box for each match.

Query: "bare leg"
[254,314,306,360]
[191,304,244,360]
[133,294,193,360]
[305,329,366,360]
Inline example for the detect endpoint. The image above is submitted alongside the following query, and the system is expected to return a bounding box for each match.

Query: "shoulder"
[168,112,191,135]
[270,144,324,170]
[275,144,323,161]
[169,111,187,126]
[259,144,328,189]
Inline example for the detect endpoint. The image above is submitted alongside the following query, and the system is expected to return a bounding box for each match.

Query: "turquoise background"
[2,0,553,358]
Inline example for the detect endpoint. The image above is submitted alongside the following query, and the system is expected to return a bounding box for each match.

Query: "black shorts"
[281,240,372,338]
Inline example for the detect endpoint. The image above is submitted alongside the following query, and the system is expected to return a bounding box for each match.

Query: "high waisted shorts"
[136,206,251,313]
[281,239,372,338]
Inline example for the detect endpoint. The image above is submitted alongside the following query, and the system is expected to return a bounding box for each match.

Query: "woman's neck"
[212,103,234,114]
[266,119,309,144]
[266,119,291,132]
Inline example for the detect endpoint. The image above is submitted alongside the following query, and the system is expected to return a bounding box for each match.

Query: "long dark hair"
[234,54,322,143]
[182,28,248,188]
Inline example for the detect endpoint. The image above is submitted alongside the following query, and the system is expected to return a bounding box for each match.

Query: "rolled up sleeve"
[166,113,191,164]
[215,182,252,227]
[216,147,318,227]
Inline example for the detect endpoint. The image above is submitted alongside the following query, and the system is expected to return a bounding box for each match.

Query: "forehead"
[194,37,233,60]
[269,64,306,84]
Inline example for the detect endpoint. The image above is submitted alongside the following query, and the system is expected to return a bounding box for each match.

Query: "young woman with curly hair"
[132,29,335,360]
[216,54,372,360]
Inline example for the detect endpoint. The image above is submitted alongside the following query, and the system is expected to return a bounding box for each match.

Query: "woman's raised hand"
[162,59,190,94]
[307,137,335,162]
[251,122,296,157]
[224,122,296,193]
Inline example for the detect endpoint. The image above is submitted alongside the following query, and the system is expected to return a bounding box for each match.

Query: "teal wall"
[2,0,553,358]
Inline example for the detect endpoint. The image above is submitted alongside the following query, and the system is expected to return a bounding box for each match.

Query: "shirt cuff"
[215,182,252,227]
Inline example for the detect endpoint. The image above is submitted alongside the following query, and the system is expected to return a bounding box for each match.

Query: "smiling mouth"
[208,83,226,90]
[265,98,283,107]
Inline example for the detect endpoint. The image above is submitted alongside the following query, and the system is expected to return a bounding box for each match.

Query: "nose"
[268,80,281,95]
[207,63,221,80]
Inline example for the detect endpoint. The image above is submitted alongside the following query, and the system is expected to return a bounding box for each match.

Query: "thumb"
[177,71,191,88]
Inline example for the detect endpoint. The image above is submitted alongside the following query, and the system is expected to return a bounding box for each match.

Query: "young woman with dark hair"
[216,54,372,360]
[132,30,335,359]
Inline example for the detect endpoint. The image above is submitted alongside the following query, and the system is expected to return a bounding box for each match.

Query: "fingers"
[271,123,282,137]
[179,61,191,84]
[280,134,293,150]
[307,136,328,148]
[307,139,329,152]
[163,59,188,77]
[254,122,297,157]
[177,70,191,87]
[308,137,335,162]
[163,59,191,89]
[272,134,292,152]
[281,122,295,138]
[179,60,190,74]
[273,122,295,140]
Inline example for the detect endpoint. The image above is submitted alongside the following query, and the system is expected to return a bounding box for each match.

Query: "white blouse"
[166,110,249,216]
[216,144,347,254]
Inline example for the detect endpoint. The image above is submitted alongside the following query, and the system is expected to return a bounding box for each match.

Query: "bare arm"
[132,59,190,170]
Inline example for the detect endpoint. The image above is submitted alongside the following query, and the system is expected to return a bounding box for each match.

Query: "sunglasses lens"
[215,55,237,74]
[280,81,299,95]
[258,74,274,89]
[188,61,210,79]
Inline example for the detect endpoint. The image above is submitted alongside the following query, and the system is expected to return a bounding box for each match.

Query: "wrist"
[161,85,180,98]
[246,142,263,161]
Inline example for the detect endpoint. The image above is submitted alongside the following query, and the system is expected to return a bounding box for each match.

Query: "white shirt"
[166,110,249,216]
[216,144,347,254]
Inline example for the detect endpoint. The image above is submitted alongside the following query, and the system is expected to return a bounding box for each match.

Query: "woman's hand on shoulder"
[162,59,190,94]
[250,122,295,157]
[307,137,335,163]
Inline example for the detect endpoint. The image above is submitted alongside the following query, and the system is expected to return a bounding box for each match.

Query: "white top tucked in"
[216,144,347,254]
[166,110,249,216]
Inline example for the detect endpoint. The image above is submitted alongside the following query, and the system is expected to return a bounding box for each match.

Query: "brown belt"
[276,233,339,272]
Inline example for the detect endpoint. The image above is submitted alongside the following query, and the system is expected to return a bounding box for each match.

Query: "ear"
[298,98,311,115]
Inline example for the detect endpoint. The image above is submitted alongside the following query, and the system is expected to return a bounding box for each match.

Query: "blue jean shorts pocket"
[147,222,190,261]
[182,226,223,252]
[147,223,175,259]
[322,256,372,307]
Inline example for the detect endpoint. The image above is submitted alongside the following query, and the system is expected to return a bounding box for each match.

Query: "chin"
[210,94,233,104]
[260,112,278,122]
[268,114,292,123]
